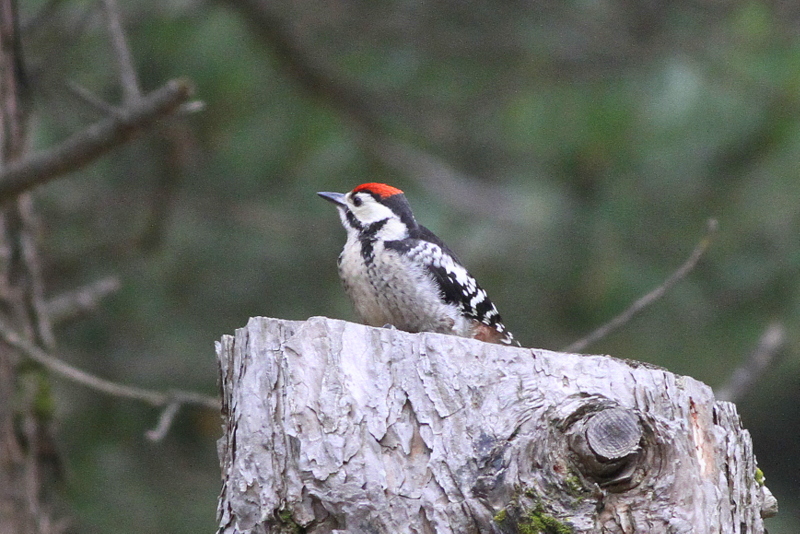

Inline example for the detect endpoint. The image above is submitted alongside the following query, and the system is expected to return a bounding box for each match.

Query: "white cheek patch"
[352,200,395,225]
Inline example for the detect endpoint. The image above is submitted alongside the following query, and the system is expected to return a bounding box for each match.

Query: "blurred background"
[14,0,800,531]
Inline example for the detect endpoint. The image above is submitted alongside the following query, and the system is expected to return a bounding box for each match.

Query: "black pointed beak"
[317,191,347,207]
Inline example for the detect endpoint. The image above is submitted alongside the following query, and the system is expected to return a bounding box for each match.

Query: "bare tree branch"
[0,79,193,202]
[0,317,219,410]
[368,138,528,223]
[18,194,56,351]
[1,1,62,529]
[101,0,200,254]
[715,323,785,403]
[228,0,525,222]
[46,276,121,324]
[102,0,141,104]
[136,114,201,253]
[232,0,382,131]
[564,219,718,353]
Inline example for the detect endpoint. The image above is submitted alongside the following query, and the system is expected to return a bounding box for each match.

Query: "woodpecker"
[318,183,519,346]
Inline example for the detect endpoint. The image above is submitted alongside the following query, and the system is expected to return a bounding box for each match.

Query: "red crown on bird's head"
[352,183,404,199]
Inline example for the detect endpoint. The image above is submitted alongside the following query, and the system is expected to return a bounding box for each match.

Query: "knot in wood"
[567,406,645,491]
[586,407,642,461]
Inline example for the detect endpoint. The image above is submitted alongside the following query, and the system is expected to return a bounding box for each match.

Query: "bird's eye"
[352,195,363,207]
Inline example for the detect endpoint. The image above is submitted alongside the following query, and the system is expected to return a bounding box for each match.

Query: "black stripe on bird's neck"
[345,210,363,231]
[358,219,387,260]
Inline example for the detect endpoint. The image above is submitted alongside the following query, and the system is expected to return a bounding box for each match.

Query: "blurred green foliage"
[16,0,800,531]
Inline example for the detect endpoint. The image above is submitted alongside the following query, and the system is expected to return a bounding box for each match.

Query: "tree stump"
[216,317,777,534]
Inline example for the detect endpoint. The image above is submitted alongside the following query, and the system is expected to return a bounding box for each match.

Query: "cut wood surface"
[216,317,777,534]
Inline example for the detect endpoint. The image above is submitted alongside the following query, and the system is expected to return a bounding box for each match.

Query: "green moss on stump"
[519,505,573,534]
[493,490,574,534]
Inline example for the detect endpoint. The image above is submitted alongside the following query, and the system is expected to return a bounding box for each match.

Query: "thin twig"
[46,276,121,324]
[66,80,119,116]
[0,317,219,410]
[563,219,718,353]
[18,194,57,351]
[136,118,199,253]
[102,0,141,103]
[145,401,181,442]
[368,137,527,224]
[715,323,785,403]
[0,79,193,202]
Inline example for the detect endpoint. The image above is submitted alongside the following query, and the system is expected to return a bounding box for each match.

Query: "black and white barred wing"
[386,227,516,344]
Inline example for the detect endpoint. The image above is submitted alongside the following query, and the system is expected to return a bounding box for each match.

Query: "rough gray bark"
[217,316,777,534]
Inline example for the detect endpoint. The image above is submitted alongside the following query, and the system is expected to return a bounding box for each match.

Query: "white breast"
[338,237,470,336]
